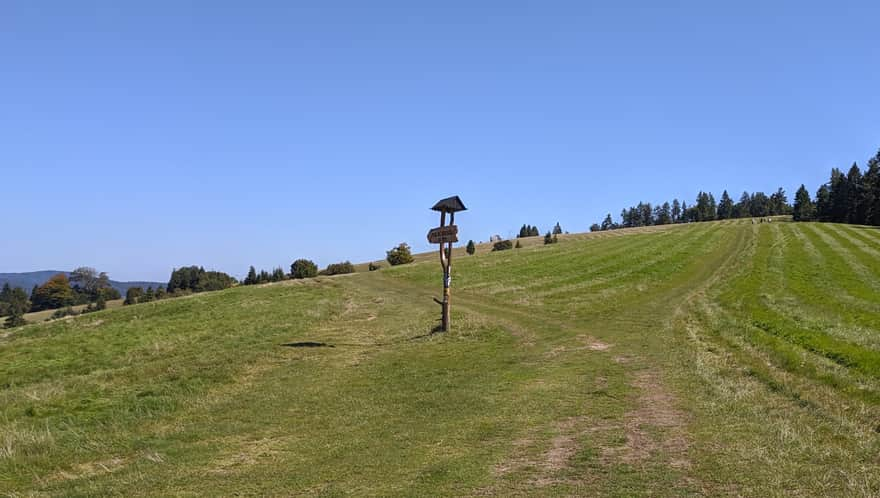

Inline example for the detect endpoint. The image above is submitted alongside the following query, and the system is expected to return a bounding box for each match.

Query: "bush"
[124,287,143,305]
[515,240,522,249]
[544,232,558,245]
[321,261,355,276]
[4,314,27,329]
[466,240,476,255]
[51,306,78,320]
[492,240,513,251]
[83,295,107,314]
[369,262,382,271]
[386,243,414,266]
[290,259,318,279]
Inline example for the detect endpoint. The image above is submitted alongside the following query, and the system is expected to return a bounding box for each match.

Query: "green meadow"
[2,219,879,496]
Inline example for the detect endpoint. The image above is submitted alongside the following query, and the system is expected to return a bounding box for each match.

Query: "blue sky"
[2,1,878,281]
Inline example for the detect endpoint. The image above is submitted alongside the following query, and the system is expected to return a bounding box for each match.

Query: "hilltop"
[1,219,878,496]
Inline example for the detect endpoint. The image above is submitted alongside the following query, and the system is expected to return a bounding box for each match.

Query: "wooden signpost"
[427,196,467,332]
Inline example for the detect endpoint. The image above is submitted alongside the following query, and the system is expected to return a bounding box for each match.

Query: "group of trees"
[590,188,792,231]
[24,268,122,313]
[243,266,288,285]
[322,261,355,276]
[242,257,358,285]
[518,225,540,238]
[517,223,563,238]
[124,265,236,306]
[124,285,167,305]
[167,266,236,293]
[1,267,129,327]
[792,150,880,225]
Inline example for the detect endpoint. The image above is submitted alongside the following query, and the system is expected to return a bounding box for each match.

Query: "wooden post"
[428,196,466,333]
[442,212,454,331]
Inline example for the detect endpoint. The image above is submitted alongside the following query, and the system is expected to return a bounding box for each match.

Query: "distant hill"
[0,270,165,295]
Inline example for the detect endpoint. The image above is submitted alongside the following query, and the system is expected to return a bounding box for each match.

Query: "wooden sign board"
[427,225,459,244]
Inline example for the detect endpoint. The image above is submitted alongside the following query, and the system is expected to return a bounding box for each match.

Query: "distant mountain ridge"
[0,271,165,295]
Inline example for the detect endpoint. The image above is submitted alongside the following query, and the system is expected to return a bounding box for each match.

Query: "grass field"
[2,219,879,496]
[22,299,125,324]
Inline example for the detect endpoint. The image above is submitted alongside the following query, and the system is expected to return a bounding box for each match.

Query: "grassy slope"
[23,299,125,324]
[2,220,879,496]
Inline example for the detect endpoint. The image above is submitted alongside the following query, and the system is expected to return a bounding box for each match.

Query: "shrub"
[386,243,414,266]
[4,313,27,329]
[290,259,318,279]
[544,232,558,245]
[124,287,143,305]
[515,240,522,249]
[322,261,355,276]
[51,306,78,320]
[369,262,382,271]
[466,240,476,255]
[492,240,513,251]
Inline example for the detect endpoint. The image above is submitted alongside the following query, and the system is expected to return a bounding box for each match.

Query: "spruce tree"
[552,222,562,235]
[717,190,734,219]
[245,266,257,285]
[864,149,880,225]
[815,184,832,221]
[846,163,864,224]
[792,184,815,221]
[466,240,476,255]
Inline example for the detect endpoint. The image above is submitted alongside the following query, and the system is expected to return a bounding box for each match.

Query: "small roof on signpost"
[431,195,467,213]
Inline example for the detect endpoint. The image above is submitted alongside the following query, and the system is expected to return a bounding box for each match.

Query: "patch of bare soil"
[602,370,690,468]
[489,417,592,490]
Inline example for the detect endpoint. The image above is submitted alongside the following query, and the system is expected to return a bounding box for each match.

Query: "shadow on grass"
[407,325,446,341]
[281,341,336,348]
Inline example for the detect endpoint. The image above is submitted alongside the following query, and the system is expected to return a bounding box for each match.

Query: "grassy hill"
[2,219,879,496]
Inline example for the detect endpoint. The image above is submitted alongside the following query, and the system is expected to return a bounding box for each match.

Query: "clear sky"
[2,1,878,282]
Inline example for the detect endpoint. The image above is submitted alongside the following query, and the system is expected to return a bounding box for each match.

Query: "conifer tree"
[466,240,476,255]
[717,190,734,219]
[792,184,815,221]
[245,266,257,285]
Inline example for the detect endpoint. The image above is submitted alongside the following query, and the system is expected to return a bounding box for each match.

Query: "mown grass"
[1,220,879,496]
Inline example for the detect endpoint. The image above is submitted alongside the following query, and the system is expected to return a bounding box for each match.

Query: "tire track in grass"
[461,232,665,296]
[833,224,880,257]
[704,227,880,413]
[781,224,880,317]
[823,224,880,280]
[773,225,880,351]
[799,223,880,306]
[494,228,685,297]
[723,225,880,383]
[537,224,721,302]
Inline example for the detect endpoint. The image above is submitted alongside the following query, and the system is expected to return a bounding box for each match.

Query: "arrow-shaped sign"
[427,225,459,244]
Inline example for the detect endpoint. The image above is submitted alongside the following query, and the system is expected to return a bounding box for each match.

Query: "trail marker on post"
[427,195,467,332]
